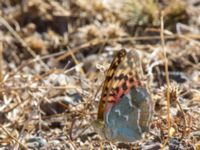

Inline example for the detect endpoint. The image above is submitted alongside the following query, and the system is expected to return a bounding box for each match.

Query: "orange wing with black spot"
[97,49,143,121]
[97,49,126,120]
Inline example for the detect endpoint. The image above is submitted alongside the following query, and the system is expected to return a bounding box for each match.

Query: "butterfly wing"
[97,49,127,121]
[98,49,143,120]
[96,49,153,142]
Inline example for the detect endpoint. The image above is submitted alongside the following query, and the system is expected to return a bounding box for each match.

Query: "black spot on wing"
[118,73,125,80]
[122,82,128,90]
[114,86,120,93]
[129,78,134,83]
[123,75,128,81]
[106,75,112,81]
[129,72,133,76]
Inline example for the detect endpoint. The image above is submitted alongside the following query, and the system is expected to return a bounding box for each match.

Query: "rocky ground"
[0,0,200,149]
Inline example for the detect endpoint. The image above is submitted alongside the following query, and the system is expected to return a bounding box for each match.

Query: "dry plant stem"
[69,118,76,140]
[0,85,79,92]
[55,39,104,62]
[0,16,49,70]
[68,139,77,149]
[55,34,200,62]
[8,51,66,77]
[117,34,200,43]
[178,34,200,47]
[70,123,92,141]
[176,99,187,139]
[67,47,85,75]
[0,42,3,99]
[160,11,171,147]
[0,42,3,82]
[69,114,90,140]
[69,108,91,140]
[100,142,103,150]
[17,105,34,150]
[0,124,28,150]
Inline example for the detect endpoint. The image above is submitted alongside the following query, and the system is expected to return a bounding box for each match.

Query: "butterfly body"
[93,49,153,142]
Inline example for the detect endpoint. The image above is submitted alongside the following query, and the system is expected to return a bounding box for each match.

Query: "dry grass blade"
[160,11,171,149]
[0,124,28,149]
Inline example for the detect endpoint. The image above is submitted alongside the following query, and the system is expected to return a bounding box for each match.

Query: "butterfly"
[92,49,153,142]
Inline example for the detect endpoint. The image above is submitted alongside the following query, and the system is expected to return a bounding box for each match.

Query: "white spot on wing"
[137,108,142,134]
[126,93,134,107]
[105,109,111,124]
[136,88,139,92]
[114,109,121,116]
[141,91,145,98]
[123,115,129,121]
